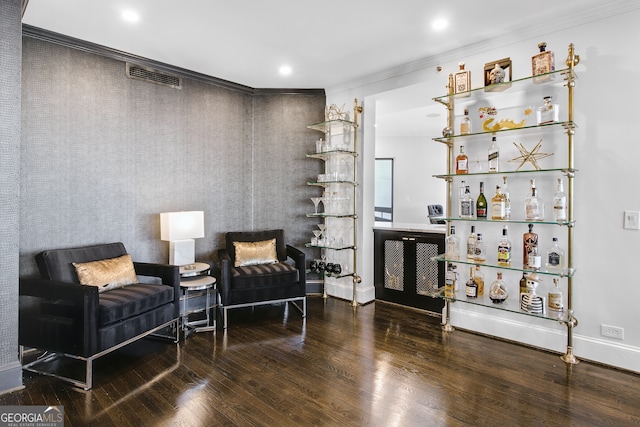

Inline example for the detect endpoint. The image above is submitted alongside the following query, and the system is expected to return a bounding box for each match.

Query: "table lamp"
[160,211,205,266]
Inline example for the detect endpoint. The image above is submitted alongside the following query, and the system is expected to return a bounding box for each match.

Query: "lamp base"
[169,239,195,266]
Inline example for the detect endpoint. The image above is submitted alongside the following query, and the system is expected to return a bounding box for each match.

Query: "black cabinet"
[374,229,445,314]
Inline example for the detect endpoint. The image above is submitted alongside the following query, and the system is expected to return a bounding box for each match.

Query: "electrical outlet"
[623,211,640,230]
[601,324,624,340]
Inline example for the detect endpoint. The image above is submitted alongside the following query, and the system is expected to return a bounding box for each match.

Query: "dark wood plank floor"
[2,296,639,426]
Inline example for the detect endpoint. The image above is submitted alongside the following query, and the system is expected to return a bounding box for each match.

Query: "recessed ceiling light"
[432,18,448,31]
[279,65,292,76]
[121,9,140,23]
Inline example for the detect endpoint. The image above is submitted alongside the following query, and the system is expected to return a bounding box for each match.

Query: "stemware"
[311,197,322,214]
[312,230,321,246]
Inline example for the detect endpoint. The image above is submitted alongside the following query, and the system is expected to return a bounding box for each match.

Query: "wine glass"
[317,224,326,245]
[311,197,322,214]
[312,230,321,246]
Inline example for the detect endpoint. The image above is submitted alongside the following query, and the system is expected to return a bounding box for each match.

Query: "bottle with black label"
[467,225,477,260]
[465,266,478,298]
[488,134,499,172]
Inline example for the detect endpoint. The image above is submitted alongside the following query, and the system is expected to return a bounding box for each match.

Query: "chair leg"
[223,307,228,329]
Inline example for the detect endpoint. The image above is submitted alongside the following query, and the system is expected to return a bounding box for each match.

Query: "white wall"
[375,135,446,223]
[326,4,640,373]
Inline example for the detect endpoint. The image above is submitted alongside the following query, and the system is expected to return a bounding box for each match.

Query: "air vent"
[126,63,182,89]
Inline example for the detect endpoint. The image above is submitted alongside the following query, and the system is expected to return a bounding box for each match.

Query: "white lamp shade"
[160,211,205,241]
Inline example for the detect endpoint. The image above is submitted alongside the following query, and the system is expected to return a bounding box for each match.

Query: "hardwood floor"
[2,296,639,426]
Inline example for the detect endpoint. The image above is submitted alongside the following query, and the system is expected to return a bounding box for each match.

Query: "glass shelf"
[306,149,357,159]
[306,243,355,251]
[431,254,575,278]
[428,288,569,323]
[433,68,577,102]
[433,168,577,179]
[432,121,576,143]
[433,217,574,227]
[308,180,357,187]
[307,213,356,219]
[307,119,358,133]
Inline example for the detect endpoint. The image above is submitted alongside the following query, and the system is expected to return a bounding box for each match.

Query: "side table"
[180,262,217,336]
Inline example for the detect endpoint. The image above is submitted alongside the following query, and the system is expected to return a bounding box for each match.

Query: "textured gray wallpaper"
[0,0,22,387]
[20,37,325,277]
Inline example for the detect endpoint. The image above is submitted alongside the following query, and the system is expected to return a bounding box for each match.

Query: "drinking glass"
[311,197,322,214]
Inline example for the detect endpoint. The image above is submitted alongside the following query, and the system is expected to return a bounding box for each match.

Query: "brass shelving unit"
[306,99,363,306]
[432,44,580,364]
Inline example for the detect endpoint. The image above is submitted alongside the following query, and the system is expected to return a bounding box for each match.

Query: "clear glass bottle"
[476,182,487,219]
[456,145,469,174]
[474,264,485,296]
[488,134,499,172]
[525,179,545,221]
[536,96,560,124]
[497,225,512,266]
[467,225,477,260]
[445,225,461,260]
[502,176,511,219]
[548,278,564,312]
[489,272,508,303]
[523,223,538,268]
[553,178,568,222]
[460,183,474,219]
[527,246,542,271]
[445,263,458,298]
[465,266,478,298]
[491,185,506,220]
[545,237,565,272]
[474,233,487,262]
[460,108,471,134]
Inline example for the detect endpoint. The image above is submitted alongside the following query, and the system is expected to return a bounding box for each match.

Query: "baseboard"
[0,361,24,396]
[450,307,640,373]
[325,280,375,304]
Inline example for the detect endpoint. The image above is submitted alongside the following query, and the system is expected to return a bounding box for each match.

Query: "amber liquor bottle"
[456,145,469,174]
[465,266,478,298]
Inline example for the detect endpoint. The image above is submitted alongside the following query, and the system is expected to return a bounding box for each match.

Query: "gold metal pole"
[561,43,580,365]
[442,74,455,332]
[351,98,363,307]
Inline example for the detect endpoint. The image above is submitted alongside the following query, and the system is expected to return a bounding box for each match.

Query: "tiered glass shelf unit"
[431,44,580,364]
[306,100,363,306]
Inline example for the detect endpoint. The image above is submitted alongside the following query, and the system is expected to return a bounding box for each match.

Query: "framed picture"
[484,57,512,92]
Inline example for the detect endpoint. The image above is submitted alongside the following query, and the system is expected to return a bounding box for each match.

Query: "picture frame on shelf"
[484,57,512,92]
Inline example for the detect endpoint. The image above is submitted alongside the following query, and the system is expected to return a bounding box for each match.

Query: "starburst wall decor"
[509,139,553,170]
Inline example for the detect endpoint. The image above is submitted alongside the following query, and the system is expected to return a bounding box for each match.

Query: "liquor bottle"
[532,42,555,82]
[460,183,474,219]
[454,62,471,95]
[489,272,508,303]
[502,176,511,219]
[460,108,471,134]
[474,265,485,296]
[456,145,469,174]
[497,225,512,266]
[548,278,564,311]
[445,263,458,298]
[545,237,565,272]
[476,182,487,218]
[527,246,542,271]
[491,185,506,220]
[525,179,545,221]
[553,178,568,222]
[465,266,478,298]
[523,223,538,267]
[474,233,487,262]
[467,225,477,260]
[445,225,461,260]
[536,96,560,124]
[488,134,499,172]
[519,272,528,296]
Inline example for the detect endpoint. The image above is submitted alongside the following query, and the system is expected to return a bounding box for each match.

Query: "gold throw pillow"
[233,239,278,267]
[73,254,139,293]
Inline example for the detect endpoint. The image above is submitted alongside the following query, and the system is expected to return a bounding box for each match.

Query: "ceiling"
[21,0,618,91]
